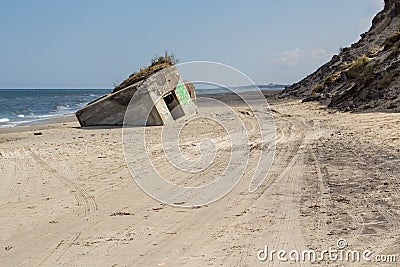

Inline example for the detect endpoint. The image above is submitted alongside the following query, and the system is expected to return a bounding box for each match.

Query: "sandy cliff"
[283,0,400,112]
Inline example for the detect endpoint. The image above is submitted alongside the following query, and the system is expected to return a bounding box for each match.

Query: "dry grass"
[324,72,341,86]
[312,83,324,95]
[384,31,400,49]
[343,55,372,80]
[113,53,176,93]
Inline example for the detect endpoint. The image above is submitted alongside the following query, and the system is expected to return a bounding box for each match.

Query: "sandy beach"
[0,94,399,266]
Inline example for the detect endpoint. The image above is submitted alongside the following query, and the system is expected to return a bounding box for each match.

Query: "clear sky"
[0,0,384,89]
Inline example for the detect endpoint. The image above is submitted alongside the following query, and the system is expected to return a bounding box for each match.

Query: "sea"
[0,86,283,128]
[0,89,109,128]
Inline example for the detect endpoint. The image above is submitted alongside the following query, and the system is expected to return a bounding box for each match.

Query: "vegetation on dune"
[324,72,341,86]
[321,55,373,88]
[344,55,371,73]
[383,31,400,50]
[312,83,324,95]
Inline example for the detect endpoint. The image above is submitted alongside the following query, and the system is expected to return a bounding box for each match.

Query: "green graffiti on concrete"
[175,83,192,107]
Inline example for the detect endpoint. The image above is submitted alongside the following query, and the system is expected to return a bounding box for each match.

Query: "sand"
[0,95,399,266]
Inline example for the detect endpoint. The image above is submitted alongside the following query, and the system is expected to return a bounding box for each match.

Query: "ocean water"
[0,89,109,128]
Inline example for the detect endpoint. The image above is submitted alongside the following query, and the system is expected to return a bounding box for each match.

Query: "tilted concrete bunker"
[76,61,197,127]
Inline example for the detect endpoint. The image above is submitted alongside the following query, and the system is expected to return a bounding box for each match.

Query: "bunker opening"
[164,91,185,120]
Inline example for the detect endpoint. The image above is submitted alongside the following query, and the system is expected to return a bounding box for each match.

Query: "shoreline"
[0,115,77,135]
[0,89,282,134]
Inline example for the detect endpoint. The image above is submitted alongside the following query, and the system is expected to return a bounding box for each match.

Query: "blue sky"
[0,0,384,88]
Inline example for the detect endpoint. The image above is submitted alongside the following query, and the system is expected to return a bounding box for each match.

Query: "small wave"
[25,114,54,119]
[57,104,70,111]
[4,120,32,127]
[0,118,10,123]
[17,114,25,118]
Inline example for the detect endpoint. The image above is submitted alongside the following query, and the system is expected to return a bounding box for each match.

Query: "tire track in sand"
[37,232,82,266]
[27,148,97,217]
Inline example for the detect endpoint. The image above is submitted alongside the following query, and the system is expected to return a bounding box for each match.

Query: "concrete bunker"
[76,55,196,127]
[164,91,185,120]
